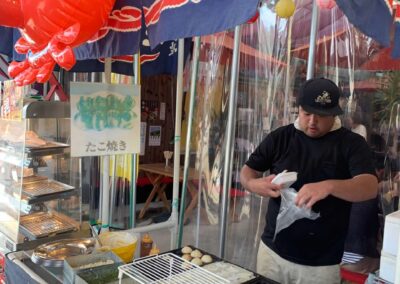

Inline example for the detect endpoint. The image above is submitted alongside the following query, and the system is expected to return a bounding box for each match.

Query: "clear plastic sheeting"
[184,0,400,273]
[274,188,320,241]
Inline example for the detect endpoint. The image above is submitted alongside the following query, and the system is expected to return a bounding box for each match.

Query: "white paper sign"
[160,102,166,120]
[70,82,140,157]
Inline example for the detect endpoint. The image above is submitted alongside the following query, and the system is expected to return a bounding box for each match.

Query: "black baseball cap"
[297,77,343,116]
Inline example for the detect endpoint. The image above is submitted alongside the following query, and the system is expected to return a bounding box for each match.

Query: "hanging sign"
[70,82,140,157]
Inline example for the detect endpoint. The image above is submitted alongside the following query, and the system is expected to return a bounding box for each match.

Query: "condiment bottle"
[149,244,160,256]
[140,233,153,257]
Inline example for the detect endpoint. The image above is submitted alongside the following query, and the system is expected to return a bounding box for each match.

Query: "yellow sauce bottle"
[140,233,153,257]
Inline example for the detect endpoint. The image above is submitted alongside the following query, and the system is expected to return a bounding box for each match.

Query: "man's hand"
[295,174,378,208]
[240,165,284,198]
[295,181,331,208]
[247,175,283,198]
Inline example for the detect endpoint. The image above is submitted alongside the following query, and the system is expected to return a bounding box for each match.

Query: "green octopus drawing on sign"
[74,94,137,131]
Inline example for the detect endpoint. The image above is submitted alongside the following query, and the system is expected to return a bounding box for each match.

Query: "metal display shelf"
[23,180,74,198]
[2,178,77,205]
[22,189,77,205]
[25,142,70,157]
[0,143,69,165]
[118,253,229,284]
[0,100,81,254]
[19,211,79,240]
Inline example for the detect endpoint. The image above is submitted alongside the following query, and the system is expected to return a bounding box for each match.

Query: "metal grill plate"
[23,180,74,197]
[20,211,79,239]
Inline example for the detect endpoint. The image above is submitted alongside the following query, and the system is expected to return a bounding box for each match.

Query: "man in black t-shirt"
[240,78,378,284]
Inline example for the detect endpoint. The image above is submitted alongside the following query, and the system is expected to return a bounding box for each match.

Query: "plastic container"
[63,251,123,284]
[140,233,153,257]
[98,231,138,263]
[74,263,121,284]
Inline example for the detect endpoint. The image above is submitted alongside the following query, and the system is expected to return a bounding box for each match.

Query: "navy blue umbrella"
[0,0,259,77]
[335,0,400,58]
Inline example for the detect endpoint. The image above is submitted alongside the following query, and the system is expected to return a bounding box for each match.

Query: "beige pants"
[256,241,340,284]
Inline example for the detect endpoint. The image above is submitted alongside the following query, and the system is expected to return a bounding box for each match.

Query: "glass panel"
[0,81,27,244]
[0,81,82,250]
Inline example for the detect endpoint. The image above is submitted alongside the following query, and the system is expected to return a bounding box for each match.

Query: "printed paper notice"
[149,126,161,146]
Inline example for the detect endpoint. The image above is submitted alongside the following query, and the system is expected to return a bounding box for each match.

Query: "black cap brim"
[301,104,343,116]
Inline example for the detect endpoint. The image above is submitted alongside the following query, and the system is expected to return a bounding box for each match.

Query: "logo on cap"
[315,91,331,105]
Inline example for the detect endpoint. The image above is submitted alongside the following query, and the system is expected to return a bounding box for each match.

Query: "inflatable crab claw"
[9,24,80,85]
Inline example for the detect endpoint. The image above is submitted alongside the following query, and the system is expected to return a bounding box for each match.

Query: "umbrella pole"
[171,38,185,249]
[130,53,140,228]
[177,36,201,248]
[306,0,319,80]
[219,25,242,258]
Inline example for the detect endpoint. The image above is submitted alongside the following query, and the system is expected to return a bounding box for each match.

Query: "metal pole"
[219,25,241,258]
[283,17,293,122]
[171,38,185,249]
[130,53,140,228]
[177,37,201,248]
[306,0,319,80]
[101,58,112,232]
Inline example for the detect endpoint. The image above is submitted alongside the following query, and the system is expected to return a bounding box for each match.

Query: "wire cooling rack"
[118,253,229,284]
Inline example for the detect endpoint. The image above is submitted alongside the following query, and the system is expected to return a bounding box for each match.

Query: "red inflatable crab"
[0,0,116,86]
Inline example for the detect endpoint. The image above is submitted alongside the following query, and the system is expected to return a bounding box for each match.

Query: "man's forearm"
[240,165,261,192]
[325,174,378,202]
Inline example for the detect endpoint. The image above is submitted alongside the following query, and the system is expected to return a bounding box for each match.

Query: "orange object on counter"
[149,244,160,256]
[140,233,153,257]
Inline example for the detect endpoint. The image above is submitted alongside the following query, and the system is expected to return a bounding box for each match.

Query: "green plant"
[374,71,400,124]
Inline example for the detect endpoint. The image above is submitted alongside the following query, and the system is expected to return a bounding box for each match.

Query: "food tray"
[204,261,257,284]
[19,211,79,239]
[170,247,278,284]
[26,141,69,150]
[64,251,123,284]
[22,180,74,197]
[26,141,69,156]
[118,253,229,283]
[76,263,125,284]
[31,238,96,267]
[22,175,48,184]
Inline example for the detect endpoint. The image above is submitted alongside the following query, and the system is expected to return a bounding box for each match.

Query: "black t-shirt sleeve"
[245,134,274,172]
[344,133,376,177]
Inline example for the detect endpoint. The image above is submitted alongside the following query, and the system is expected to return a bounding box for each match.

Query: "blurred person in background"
[347,111,367,140]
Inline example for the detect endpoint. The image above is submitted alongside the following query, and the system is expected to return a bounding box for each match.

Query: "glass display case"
[0,97,81,253]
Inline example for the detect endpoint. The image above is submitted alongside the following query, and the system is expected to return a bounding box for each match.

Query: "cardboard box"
[379,251,396,283]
